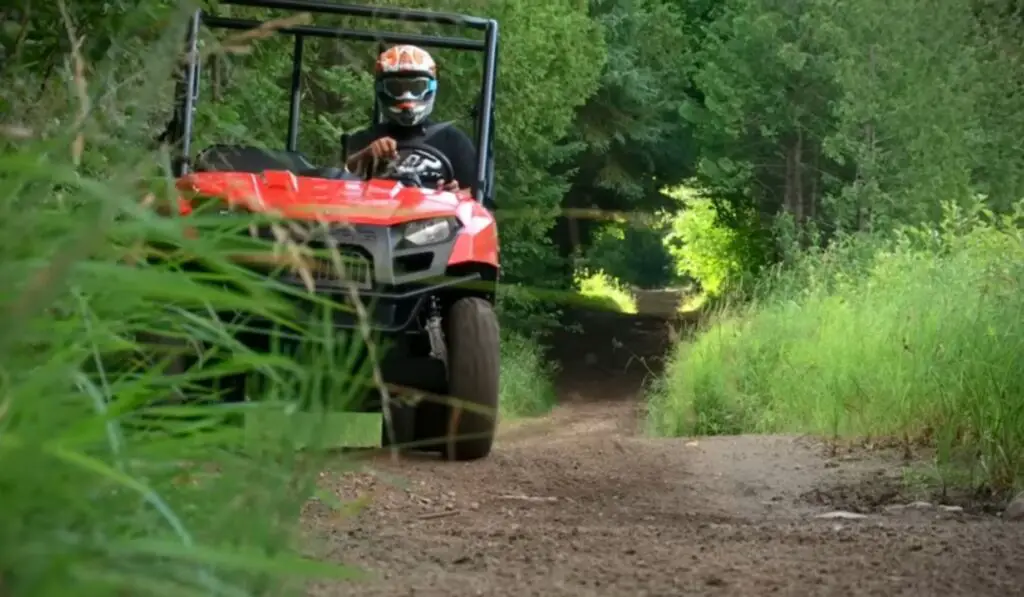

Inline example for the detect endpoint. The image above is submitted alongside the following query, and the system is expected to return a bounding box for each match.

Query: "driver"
[344,45,477,192]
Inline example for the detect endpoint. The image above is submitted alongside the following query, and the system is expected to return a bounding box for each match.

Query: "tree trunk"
[794,127,805,224]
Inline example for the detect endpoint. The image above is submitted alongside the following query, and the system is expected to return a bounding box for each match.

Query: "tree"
[551,0,699,287]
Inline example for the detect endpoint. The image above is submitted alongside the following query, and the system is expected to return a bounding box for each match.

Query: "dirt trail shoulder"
[307,308,1024,596]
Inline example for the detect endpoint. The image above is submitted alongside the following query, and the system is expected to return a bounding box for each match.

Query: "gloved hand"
[365,136,398,160]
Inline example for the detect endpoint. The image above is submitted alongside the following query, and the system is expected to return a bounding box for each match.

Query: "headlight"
[400,217,457,247]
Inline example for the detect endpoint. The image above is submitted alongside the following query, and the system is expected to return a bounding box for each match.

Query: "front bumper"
[266,270,480,332]
[223,220,466,332]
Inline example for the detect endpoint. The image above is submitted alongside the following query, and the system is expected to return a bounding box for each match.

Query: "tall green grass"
[648,201,1024,492]
[0,7,372,596]
[500,331,558,418]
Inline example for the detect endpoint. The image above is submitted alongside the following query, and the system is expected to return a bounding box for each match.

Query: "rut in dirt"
[308,300,1024,597]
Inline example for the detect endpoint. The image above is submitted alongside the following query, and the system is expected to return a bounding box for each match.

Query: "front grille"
[249,222,378,245]
[242,223,380,291]
[278,245,374,290]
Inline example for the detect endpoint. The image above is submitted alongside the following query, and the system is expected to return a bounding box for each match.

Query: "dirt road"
[308,308,1024,596]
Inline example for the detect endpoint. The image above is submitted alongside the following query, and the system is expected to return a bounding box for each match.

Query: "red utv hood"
[176,170,463,224]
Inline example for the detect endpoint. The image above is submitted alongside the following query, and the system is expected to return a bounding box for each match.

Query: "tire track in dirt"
[307,306,1024,596]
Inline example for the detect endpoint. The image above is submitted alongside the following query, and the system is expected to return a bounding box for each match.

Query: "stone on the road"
[815,510,869,520]
[1004,492,1024,521]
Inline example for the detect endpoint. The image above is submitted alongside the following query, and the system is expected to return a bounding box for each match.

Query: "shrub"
[664,185,767,297]
[500,332,559,418]
[1,10,363,594]
[573,268,638,314]
[648,200,1024,492]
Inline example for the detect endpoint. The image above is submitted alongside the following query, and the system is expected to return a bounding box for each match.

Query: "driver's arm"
[346,136,398,173]
[345,147,370,173]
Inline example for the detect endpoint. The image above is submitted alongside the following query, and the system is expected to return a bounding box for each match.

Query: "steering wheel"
[373,141,455,188]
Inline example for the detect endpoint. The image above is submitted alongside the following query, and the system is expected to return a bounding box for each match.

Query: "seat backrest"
[194,145,316,174]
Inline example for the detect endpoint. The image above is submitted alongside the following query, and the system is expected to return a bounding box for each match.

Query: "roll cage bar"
[165,0,498,207]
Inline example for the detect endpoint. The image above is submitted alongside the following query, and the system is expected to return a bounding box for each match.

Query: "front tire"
[434,297,500,461]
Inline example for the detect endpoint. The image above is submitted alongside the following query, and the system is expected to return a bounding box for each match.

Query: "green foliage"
[552,0,697,276]
[663,185,765,297]
[573,268,638,314]
[564,0,695,201]
[972,5,1024,211]
[496,284,563,335]
[649,0,1024,498]
[648,200,1024,493]
[580,218,677,289]
[499,331,559,418]
[468,0,606,301]
[0,30,366,597]
[673,0,1024,265]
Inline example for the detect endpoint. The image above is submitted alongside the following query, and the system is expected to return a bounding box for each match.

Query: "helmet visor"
[377,76,436,101]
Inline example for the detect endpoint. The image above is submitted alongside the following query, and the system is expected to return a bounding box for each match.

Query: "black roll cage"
[166,0,498,207]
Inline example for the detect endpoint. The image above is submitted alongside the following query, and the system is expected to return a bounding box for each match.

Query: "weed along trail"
[308,305,1024,596]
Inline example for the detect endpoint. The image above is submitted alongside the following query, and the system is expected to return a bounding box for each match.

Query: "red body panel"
[175,171,499,268]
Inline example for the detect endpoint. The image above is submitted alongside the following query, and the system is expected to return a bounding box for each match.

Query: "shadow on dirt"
[795,443,1009,515]
[801,467,1008,515]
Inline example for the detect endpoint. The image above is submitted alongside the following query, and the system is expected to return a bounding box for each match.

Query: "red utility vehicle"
[160,0,501,461]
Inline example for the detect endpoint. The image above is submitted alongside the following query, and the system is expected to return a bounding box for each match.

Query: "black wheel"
[429,297,500,461]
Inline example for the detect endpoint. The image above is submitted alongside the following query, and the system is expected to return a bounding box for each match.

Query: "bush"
[0,8,367,595]
[574,268,637,313]
[664,185,767,297]
[1,121,361,597]
[500,332,559,418]
[648,200,1024,493]
[496,283,565,337]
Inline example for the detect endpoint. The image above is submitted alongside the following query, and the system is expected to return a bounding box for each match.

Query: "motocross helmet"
[375,45,438,127]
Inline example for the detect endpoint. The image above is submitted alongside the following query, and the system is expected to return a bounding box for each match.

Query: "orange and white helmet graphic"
[375,44,437,77]
[374,45,438,127]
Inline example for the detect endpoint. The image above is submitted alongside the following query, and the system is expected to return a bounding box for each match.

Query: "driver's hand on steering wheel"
[367,137,399,160]
[437,179,460,192]
[348,137,398,174]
